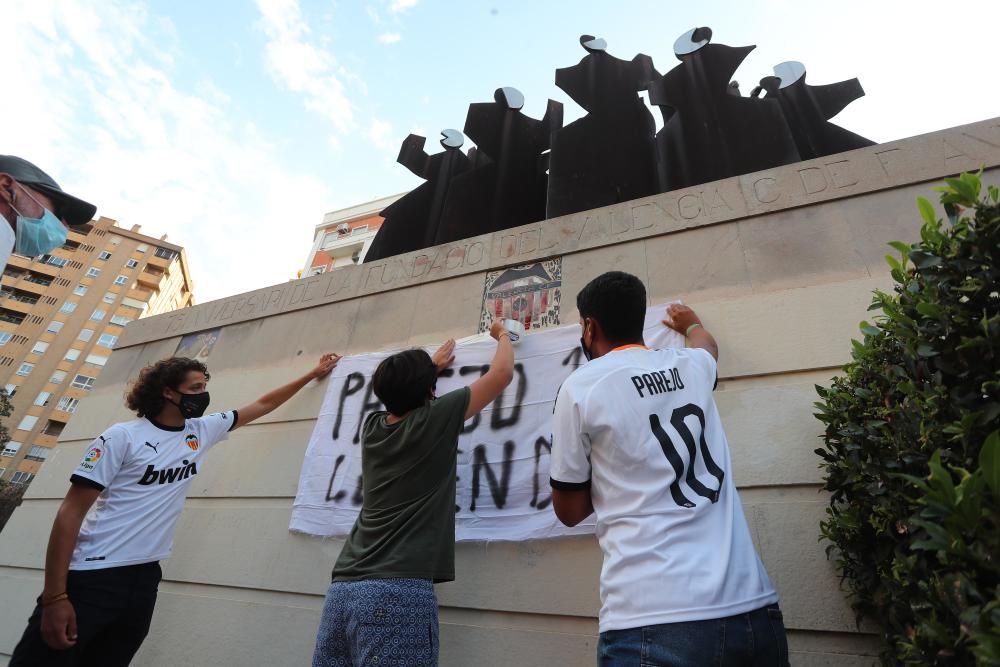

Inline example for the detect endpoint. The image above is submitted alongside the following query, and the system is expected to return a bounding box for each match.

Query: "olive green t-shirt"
[332,387,471,583]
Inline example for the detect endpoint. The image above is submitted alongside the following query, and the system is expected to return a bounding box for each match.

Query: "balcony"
[1,297,34,315]
[127,287,154,302]
[15,282,46,298]
[147,254,173,270]
[0,308,25,325]
[136,270,164,290]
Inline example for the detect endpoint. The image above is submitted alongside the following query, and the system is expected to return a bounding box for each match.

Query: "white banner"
[290,304,682,541]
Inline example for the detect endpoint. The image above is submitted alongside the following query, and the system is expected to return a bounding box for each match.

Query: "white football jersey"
[68,411,237,570]
[550,346,778,632]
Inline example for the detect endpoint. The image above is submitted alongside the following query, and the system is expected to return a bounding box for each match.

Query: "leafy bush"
[815,171,1000,665]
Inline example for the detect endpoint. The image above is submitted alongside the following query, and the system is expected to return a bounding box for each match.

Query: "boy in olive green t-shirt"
[312,321,515,667]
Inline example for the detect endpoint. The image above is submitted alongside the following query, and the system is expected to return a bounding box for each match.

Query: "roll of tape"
[502,318,525,345]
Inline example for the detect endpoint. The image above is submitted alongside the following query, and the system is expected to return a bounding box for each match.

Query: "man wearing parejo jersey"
[550,271,788,666]
[10,353,340,666]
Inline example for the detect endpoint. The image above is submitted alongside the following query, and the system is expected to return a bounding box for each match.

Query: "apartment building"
[301,193,403,276]
[0,216,193,486]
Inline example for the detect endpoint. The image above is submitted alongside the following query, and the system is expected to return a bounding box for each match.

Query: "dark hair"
[126,357,210,418]
[372,349,437,416]
[576,271,647,345]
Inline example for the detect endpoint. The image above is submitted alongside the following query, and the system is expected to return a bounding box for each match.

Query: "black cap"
[0,155,97,226]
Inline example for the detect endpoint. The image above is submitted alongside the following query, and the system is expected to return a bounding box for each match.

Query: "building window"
[10,471,34,486]
[98,251,112,260]
[42,420,66,437]
[154,247,177,260]
[43,255,68,268]
[56,396,80,413]
[34,391,51,407]
[110,315,131,326]
[73,284,88,296]
[46,321,64,334]
[90,309,106,321]
[64,349,80,362]
[97,334,118,348]
[85,354,108,367]
[71,374,96,390]
[103,292,116,304]
[308,266,326,276]
[24,445,51,462]
[114,275,128,286]
[17,415,38,431]
[59,301,77,313]
[0,332,12,346]
[86,267,100,277]
[126,259,139,268]
[1,441,21,457]
[50,370,67,384]
[78,328,94,342]
[31,341,49,355]
[16,362,33,376]
[351,224,369,236]
[4,383,17,396]
[136,243,148,252]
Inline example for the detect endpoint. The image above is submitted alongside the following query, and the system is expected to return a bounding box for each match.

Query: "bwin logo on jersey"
[138,460,198,485]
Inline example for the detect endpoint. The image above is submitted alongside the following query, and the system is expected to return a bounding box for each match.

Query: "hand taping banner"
[290,303,683,541]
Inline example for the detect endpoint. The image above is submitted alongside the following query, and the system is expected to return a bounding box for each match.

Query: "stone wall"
[1,118,998,666]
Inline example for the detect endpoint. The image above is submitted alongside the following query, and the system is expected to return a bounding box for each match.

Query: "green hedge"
[815,172,1000,665]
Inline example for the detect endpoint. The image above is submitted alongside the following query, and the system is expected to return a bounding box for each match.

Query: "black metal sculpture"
[752,61,875,160]
[546,36,660,218]
[646,27,800,192]
[365,130,475,262]
[437,87,563,242]
[366,27,875,261]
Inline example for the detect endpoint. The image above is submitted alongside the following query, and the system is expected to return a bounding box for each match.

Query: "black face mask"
[171,391,210,418]
[579,336,593,362]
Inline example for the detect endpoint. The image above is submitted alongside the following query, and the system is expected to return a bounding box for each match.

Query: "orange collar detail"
[610,344,649,352]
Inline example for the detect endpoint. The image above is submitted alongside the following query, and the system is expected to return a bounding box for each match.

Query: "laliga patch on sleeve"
[77,444,103,473]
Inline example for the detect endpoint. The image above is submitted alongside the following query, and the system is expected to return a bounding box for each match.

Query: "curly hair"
[125,357,210,418]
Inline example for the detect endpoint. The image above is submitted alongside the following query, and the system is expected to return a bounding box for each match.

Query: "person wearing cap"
[0,155,97,271]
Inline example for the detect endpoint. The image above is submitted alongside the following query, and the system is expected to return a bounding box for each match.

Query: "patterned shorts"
[312,578,439,667]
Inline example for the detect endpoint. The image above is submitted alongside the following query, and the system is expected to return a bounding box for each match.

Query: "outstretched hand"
[310,353,342,380]
[432,339,456,372]
[662,303,701,335]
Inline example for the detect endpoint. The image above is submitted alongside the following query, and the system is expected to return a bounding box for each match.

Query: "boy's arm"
[40,484,101,649]
[662,303,719,360]
[233,353,340,430]
[465,321,515,420]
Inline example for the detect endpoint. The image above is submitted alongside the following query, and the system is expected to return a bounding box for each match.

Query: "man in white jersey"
[550,271,788,666]
[10,353,340,666]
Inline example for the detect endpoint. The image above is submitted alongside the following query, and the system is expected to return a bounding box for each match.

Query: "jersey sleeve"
[688,347,719,390]
[194,410,239,450]
[70,426,128,491]
[549,382,592,490]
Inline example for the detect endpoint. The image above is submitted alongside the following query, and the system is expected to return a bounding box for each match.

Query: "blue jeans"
[312,578,439,667]
[597,604,789,667]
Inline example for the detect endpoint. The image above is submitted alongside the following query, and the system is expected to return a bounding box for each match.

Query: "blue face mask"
[11,187,67,258]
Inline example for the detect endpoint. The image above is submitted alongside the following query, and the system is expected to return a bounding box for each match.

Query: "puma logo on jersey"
[144,441,159,454]
[631,368,685,397]
[138,460,198,485]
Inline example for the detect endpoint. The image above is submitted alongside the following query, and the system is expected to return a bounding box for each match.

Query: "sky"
[2,0,998,303]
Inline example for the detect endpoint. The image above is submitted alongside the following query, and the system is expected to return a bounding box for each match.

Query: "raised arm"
[40,484,102,649]
[465,320,515,420]
[234,353,340,430]
[662,303,719,360]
